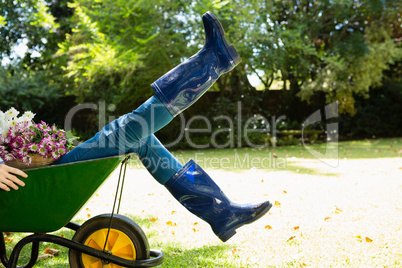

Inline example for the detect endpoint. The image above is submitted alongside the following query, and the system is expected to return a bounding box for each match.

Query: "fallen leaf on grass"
[265,225,272,230]
[261,179,264,183]
[193,222,199,226]
[192,228,199,232]
[232,248,237,255]
[365,237,373,243]
[300,263,307,267]
[287,236,296,242]
[166,221,176,226]
[37,254,53,261]
[334,207,342,214]
[87,214,91,218]
[324,217,331,221]
[149,217,156,222]
[44,247,60,255]
[171,210,177,214]
[293,226,300,230]
[4,237,13,242]
[283,190,287,194]
[275,201,281,206]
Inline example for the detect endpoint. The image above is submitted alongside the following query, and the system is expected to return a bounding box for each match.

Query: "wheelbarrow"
[0,155,164,268]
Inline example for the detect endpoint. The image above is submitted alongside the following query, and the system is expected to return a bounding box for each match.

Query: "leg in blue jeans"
[56,95,182,184]
[56,11,271,242]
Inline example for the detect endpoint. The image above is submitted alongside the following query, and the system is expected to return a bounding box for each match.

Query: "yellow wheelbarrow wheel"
[69,214,150,268]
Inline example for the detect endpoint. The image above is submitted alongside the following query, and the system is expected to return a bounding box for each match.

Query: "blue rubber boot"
[165,159,272,242]
[151,11,241,117]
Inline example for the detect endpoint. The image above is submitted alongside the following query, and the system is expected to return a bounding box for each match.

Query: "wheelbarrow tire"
[69,214,150,268]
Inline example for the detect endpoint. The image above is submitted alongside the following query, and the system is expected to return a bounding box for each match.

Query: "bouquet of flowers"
[0,107,73,168]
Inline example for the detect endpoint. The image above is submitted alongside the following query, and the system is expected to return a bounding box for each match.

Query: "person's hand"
[0,164,28,191]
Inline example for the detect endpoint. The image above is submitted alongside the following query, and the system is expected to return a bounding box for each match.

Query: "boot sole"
[204,11,242,66]
[217,201,273,242]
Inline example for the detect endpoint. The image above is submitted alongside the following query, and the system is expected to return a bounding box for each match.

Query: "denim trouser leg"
[56,95,183,184]
[128,135,183,184]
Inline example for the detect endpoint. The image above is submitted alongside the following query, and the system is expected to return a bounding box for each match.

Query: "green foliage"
[300,22,402,115]
[1,0,401,141]
[0,66,66,126]
[188,0,402,116]
[0,15,6,27]
[340,81,402,138]
[57,0,194,114]
[0,0,73,70]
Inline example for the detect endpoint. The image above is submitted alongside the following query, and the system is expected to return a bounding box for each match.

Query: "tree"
[190,0,402,116]
[0,0,73,71]
[57,0,194,114]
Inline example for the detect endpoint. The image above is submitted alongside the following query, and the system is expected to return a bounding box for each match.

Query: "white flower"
[9,119,18,127]
[0,117,6,137]
[17,116,31,124]
[22,111,35,120]
[5,107,19,120]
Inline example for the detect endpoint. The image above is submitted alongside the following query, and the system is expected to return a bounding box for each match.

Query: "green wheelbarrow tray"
[0,155,124,233]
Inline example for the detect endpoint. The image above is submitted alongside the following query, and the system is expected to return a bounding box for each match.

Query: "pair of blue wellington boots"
[151,11,272,242]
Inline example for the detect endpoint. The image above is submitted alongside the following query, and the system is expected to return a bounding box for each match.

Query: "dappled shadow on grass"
[285,163,339,177]
[2,228,74,268]
[127,215,238,267]
[154,243,237,268]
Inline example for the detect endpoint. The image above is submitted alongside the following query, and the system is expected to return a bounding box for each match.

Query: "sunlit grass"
[128,138,402,175]
[2,138,401,267]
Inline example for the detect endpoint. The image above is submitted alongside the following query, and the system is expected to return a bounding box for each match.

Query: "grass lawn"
[1,138,401,267]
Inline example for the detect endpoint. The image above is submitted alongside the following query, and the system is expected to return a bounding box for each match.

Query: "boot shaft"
[151,11,241,117]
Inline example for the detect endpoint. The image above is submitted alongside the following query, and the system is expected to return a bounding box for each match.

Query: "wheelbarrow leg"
[6,233,40,268]
[0,233,8,266]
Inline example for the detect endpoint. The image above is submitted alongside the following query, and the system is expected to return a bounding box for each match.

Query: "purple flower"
[51,150,61,160]
[57,146,67,156]
[11,140,20,149]
[9,127,19,138]
[17,146,29,157]
[39,121,50,132]
[22,155,31,166]
[4,153,15,161]
[56,131,66,139]
[0,111,73,163]
[39,138,50,147]
[38,147,48,156]
[28,143,39,152]
[47,142,57,152]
